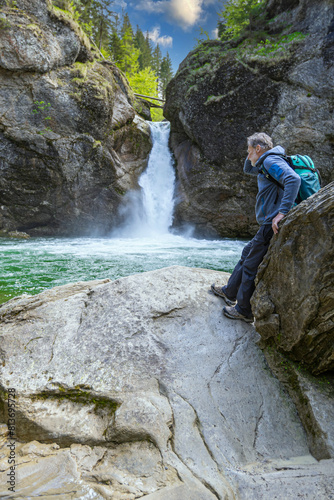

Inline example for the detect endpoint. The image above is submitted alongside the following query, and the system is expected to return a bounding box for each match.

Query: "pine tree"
[142,32,153,68]
[160,52,173,98]
[67,0,116,51]
[218,0,265,39]
[134,27,147,70]
[152,44,162,77]
[109,29,125,65]
[120,12,133,37]
[120,26,140,75]
[95,0,116,50]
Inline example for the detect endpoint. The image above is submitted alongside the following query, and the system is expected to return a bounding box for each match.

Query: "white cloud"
[169,0,203,29]
[212,27,219,39]
[148,26,173,47]
[114,0,128,8]
[135,0,212,30]
[134,0,166,14]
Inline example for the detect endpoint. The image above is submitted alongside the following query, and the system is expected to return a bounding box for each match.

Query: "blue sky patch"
[118,0,224,72]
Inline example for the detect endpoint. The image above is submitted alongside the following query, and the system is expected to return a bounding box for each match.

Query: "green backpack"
[259,153,322,204]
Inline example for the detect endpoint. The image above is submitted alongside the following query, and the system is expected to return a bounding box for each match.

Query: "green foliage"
[52,1,93,40]
[53,0,115,50]
[109,29,124,64]
[150,108,164,122]
[160,52,173,99]
[237,31,307,59]
[194,27,211,47]
[134,27,146,68]
[121,26,140,75]
[51,1,174,119]
[127,67,164,122]
[111,18,173,116]
[218,0,265,39]
[32,101,53,135]
[134,28,153,70]
[252,32,306,55]
[127,67,158,97]
[151,44,162,76]
[120,12,133,37]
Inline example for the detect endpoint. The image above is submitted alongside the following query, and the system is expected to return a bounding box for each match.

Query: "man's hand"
[272,212,285,234]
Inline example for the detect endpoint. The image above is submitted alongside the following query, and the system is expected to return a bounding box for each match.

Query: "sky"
[113,0,224,73]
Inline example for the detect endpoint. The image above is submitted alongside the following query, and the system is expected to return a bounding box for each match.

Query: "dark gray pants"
[223,224,274,316]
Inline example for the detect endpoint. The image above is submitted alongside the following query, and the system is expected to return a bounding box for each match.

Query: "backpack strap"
[257,153,287,204]
[257,153,285,189]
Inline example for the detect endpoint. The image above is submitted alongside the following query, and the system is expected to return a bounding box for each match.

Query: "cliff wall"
[164,0,334,237]
[0,0,152,236]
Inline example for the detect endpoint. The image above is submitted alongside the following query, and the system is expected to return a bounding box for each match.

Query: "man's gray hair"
[247,132,273,151]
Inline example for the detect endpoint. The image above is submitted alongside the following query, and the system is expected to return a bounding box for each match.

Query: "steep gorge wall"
[164,0,334,238]
[0,0,152,236]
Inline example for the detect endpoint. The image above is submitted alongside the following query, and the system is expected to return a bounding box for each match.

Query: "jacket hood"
[256,145,285,167]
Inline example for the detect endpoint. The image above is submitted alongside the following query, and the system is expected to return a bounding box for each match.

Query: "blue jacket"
[244,146,301,225]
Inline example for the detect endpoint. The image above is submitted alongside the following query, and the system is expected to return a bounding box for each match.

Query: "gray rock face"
[164,0,334,238]
[259,347,334,463]
[0,267,333,498]
[252,182,334,375]
[0,2,90,72]
[0,0,152,236]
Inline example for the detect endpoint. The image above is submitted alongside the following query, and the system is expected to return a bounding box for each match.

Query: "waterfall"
[139,121,175,233]
[114,121,176,237]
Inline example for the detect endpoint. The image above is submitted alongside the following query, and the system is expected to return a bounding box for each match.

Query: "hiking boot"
[211,283,236,307]
[223,306,254,323]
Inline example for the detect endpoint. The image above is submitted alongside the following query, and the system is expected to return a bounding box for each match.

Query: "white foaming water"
[139,121,175,234]
[114,121,176,237]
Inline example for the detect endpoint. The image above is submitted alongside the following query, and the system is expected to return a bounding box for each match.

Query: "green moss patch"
[30,387,121,415]
[238,31,307,60]
[69,62,114,104]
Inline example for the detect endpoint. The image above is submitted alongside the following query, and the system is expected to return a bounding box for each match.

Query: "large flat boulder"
[1,266,333,498]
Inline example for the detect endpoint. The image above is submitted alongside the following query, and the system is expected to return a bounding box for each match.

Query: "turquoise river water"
[0,235,246,304]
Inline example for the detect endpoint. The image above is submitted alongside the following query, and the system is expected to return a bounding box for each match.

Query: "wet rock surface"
[0,267,333,498]
[0,0,152,236]
[164,0,334,238]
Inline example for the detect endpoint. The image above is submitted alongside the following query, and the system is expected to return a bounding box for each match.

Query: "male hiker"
[211,132,301,323]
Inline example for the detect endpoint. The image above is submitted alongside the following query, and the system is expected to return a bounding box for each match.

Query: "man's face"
[247,145,263,166]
